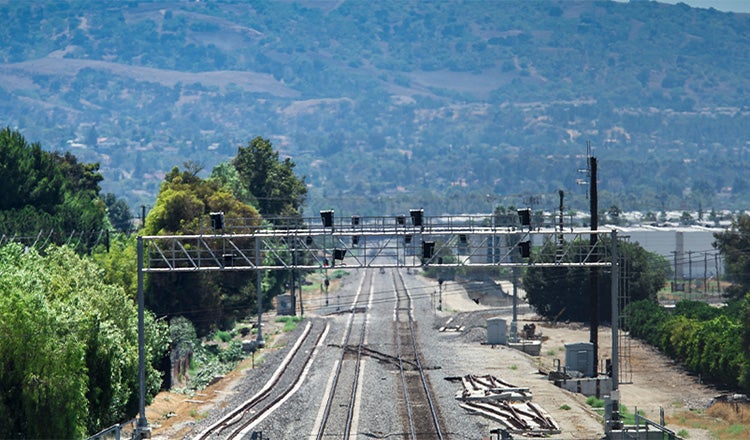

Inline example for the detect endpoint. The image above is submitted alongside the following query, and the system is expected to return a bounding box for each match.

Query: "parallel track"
[194,320,328,440]
[393,270,444,440]
[196,268,442,440]
[315,269,373,439]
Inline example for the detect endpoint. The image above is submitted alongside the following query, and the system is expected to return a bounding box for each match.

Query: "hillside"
[0,0,748,217]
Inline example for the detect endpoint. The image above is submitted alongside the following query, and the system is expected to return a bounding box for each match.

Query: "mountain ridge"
[1,0,748,216]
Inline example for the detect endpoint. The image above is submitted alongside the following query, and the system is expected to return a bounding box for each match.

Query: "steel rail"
[393,272,417,439]
[315,270,372,440]
[194,320,324,440]
[344,272,370,440]
[398,269,444,440]
[393,270,444,440]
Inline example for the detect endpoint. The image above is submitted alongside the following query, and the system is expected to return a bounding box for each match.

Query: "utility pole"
[608,230,622,431]
[511,266,518,341]
[438,278,443,311]
[704,252,708,297]
[290,239,297,316]
[589,156,599,377]
[688,250,693,297]
[558,190,564,239]
[715,253,721,295]
[256,237,265,348]
[557,190,565,261]
[294,241,303,316]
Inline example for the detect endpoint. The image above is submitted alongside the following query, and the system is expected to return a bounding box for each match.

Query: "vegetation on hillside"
[1,1,748,215]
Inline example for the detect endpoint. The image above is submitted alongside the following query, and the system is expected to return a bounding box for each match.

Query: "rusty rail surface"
[393,270,444,440]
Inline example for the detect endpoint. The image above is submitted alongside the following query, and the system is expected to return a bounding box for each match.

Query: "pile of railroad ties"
[447,374,560,437]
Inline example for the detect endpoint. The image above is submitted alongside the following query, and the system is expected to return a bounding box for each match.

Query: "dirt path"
[440,279,727,440]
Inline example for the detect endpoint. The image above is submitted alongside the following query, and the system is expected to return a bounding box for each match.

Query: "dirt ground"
[142,317,288,439]
[140,276,747,440]
[442,279,746,440]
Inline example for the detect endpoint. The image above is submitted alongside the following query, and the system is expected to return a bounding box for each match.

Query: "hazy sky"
[647,0,750,13]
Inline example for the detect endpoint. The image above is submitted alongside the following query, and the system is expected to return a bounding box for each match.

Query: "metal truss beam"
[141,227,614,272]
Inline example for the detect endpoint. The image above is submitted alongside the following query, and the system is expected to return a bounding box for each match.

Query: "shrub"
[215,330,232,343]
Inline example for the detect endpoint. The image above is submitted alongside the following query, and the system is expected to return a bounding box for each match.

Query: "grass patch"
[546,349,556,356]
[586,396,605,408]
[667,402,750,440]
[331,269,349,279]
[585,398,647,426]
[672,411,741,440]
[560,404,571,410]
[677,429,689,438]
[727,424,746,435]
[301,282,320,293]
[189,409,207,420]
[618,404,646,426]
[509,364,518,370]
[275,315,303,332]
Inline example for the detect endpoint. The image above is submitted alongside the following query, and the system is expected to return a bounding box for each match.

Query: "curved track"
[194,320,328,440]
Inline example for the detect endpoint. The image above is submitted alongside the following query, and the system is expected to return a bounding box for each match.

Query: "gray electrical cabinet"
[565,342,595,377]
[486,317,507,345]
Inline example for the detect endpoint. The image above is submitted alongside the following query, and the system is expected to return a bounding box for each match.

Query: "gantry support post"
[607,230,622,432]
[134,236,151,439]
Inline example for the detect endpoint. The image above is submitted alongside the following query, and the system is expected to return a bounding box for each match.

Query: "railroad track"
[193,319,328,440]
[314,269,373,439]
[393,269,444,440]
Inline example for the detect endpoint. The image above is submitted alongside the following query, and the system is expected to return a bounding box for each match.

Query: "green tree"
[103,192,133,232]
[209,161,253,204]
[607,204,622,225]
[0,244,167,437]
[144,165,264,335]
[232,136,307,223]
[0,127,64,212]
[740,297,750,391]
[144,165,259,235]
[0,128,109,251]
[625,299,748,391]
[92,233,138,297]
[524,238,669,322]
[713,214,750,300]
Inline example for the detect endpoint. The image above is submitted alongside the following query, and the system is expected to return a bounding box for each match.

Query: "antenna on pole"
[577,141,592,197]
